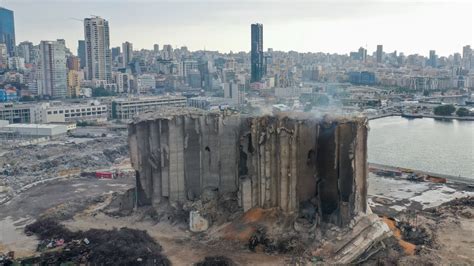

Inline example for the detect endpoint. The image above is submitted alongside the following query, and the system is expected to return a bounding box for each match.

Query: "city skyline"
[1,0,472,56]
[0,7,15,57]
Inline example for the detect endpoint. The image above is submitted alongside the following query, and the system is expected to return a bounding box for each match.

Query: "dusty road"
[0,177,133,257]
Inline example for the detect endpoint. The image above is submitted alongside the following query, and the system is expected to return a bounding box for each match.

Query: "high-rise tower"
[376,45,383,64]
[0,7,15,57]
[77,40,86,69]
[429,50,437,68]
[122,41,133,67]
[462,45,472,70]
[84,16,112,82]
[37,41,68,98]
[251,23,264,83]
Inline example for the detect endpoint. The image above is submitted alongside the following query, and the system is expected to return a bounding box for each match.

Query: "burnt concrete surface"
[128,108,368,225]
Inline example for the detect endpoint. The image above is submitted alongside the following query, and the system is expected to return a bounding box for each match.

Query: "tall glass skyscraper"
[251,23,264,83]
[376,45,383,64]
[0,7,15,57]
[77,40,86,69]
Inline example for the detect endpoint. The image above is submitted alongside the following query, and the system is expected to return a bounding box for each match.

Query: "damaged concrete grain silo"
[128,108,369,227]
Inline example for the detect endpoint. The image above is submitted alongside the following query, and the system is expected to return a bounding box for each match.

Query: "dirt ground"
[1,166,473,265]
[0,177,291,265]
[63,212,291,265]
[436,218,473,264]
[0,176,134,258]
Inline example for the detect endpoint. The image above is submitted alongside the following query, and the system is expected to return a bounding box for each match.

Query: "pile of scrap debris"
[126,109,392,263]
[18,219,170,265]
[362,196,474,265]
[195,256,235,266]
[426,196,473,218]
[0,136,129,204]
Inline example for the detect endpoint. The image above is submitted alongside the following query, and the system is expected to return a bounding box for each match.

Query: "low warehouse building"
[0,120,9,127]
[3,124,68,137]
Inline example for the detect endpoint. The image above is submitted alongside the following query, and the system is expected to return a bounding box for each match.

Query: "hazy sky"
[3,0,473,56]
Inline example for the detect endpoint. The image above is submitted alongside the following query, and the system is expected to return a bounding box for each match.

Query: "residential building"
[0,43,8,67]
[223,82,243,105]
[56,39,70,56]
[348,71,376,85]
[110,96,187,120]
[137,74,156,93]
[429,50,437,68]
[181,60,198,78]
[67,70,84,97]
[77,40,86,68]
[463,45,472,70]
[84,16,112,82]
[17,41,34,64]
[275,86,312,98]
[376,45,383,64]
[162,44,173,60]
[187,69,201,88]
[111,46,120,61]
[358,47,367,62]
[37,40,68,98]
[67,56,81,71]
[113,72,132,93]
[122,41,133,67]
[302,65,321,81]
[0,7,15,57]
[3,72,23,84]
[251,23,264,82]
[7,56,24,70]
[0,88,18,102]
[188,96,233,110]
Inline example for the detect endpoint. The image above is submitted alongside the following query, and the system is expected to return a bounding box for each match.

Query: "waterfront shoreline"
[369,113,474,121]
[369,162,473,185]
[422,114,474,121]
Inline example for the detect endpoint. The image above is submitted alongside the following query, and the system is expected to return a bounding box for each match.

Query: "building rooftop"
[113,96,186,102]
[131,107,208,123]
[5,124,65,129]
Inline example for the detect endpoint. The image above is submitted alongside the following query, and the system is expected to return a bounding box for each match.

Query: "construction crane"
[69,18,83,23]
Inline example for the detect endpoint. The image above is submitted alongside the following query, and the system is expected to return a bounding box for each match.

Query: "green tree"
[19,95,36,102]
[433,104,456,116]
[92,87,116,97]
[456,107,470,117]
[315,94,330,106]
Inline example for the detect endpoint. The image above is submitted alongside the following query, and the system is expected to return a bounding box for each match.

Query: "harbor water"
[368,116,474,179]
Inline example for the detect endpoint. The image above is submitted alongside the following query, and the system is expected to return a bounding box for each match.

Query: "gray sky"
[3,0,473,56]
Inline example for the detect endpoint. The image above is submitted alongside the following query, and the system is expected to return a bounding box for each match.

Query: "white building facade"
[84,16,112,82]
[37,40,68,98]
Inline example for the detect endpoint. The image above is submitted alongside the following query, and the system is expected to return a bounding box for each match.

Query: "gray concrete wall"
[128,109,369,224]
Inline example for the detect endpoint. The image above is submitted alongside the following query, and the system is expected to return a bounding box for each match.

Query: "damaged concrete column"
[129,108,369,226]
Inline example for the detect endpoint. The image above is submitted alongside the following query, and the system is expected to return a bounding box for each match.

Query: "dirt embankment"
[15,219,170,265]
[364,196,474,265]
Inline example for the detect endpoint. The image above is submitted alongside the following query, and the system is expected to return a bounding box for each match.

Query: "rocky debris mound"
[397,221,432,246]
[426,196,474,219]
[0,137,129,194]
[22,219,170,265]
[194,256,235,266]
[248,227,300,254]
